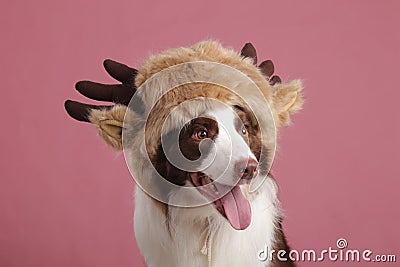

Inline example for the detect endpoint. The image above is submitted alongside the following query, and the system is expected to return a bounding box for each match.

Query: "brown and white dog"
[75,41,303,267]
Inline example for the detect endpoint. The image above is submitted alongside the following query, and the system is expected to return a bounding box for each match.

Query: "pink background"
[1,0,399,266]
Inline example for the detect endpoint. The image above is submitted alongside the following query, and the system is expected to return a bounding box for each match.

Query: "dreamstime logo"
[121,61,277,207]
[258,238,397,263]
[336,238,348,249]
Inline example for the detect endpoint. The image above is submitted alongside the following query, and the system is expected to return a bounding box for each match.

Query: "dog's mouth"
[189,172,251,230]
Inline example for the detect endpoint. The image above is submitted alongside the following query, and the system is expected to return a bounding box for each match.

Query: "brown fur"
[234,106,262,160]
[178,117,219,161]
[151,117,219,187]
[271,218,296,267]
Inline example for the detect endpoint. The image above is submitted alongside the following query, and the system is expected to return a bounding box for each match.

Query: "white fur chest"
[133,179,279,267]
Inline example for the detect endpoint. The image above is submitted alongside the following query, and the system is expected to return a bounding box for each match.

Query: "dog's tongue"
[215,183,251,230]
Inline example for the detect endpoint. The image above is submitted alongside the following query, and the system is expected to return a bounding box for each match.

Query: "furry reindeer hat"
[88,41,302,145]
[65,40,303,206]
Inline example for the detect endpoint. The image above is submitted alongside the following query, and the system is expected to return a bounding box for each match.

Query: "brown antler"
[241,43,258,64]
[64,59,138,122]
[240,43,282,85]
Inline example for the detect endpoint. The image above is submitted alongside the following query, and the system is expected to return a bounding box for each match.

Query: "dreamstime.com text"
[258,238,396,263]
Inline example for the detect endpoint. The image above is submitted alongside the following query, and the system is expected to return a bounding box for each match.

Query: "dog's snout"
[236,158,258,180]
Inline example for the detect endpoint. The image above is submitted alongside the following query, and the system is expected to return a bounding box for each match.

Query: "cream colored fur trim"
[89,105,127,151]
[271,79,304,126]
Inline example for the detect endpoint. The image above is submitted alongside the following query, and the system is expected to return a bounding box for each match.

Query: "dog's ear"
[89,104,127,151]
[272,80,304,127]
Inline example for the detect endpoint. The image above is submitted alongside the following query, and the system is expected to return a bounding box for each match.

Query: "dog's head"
[87,41,303,230]
[150,96,262,230]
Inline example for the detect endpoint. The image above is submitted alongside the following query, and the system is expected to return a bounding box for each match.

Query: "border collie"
[66,40,303,267]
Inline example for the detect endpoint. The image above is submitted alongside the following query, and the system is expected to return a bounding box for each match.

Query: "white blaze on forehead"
[200,106,257,186]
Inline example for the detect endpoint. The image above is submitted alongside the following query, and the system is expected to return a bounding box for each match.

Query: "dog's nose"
[236,158,258,180]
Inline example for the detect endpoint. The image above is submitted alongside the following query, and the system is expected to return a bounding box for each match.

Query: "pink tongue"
[215,183,252,230]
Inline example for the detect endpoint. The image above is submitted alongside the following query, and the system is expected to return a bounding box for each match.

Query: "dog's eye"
[241,126,247,135]
[196,130,208,139]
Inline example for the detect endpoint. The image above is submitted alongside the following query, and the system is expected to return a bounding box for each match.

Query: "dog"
[66,40,303,267]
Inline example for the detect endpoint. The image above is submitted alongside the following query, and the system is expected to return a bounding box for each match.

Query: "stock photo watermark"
[258,238,396,263]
